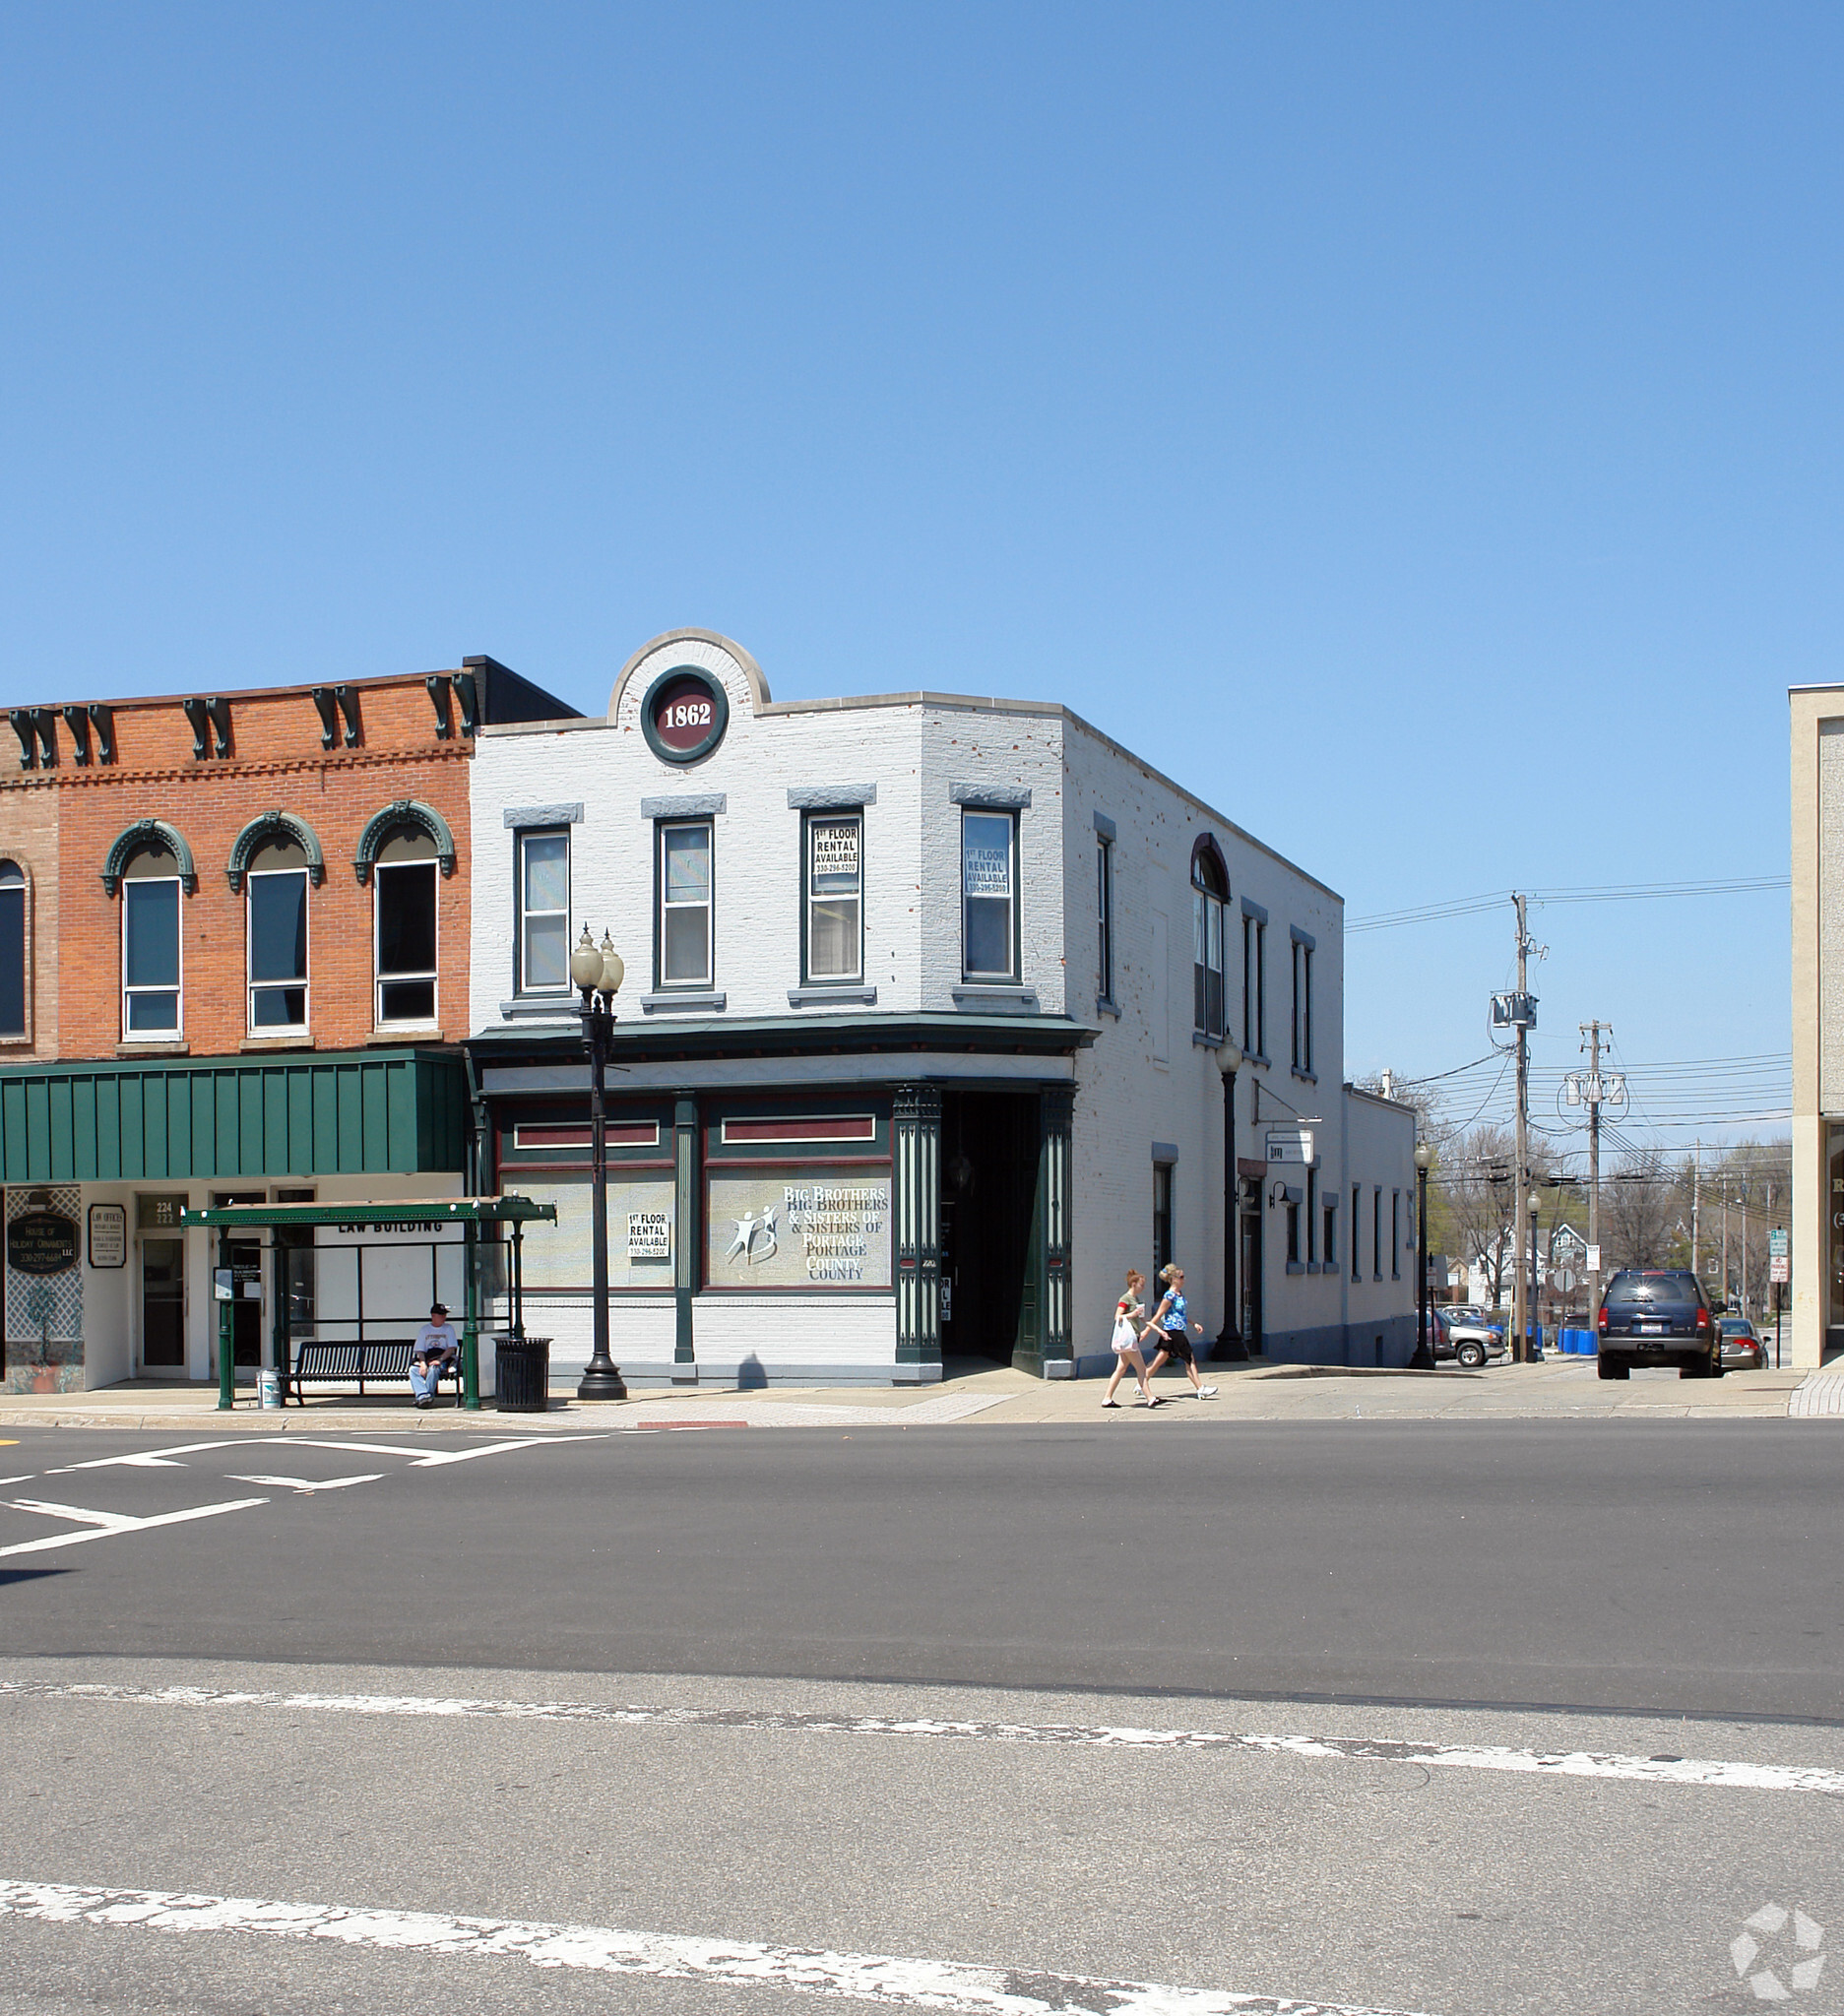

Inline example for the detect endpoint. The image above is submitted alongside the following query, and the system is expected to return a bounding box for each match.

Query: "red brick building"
[0,658,574,1391]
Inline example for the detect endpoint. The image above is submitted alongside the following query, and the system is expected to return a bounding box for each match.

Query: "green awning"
[0,1049,467,1184]
[181,1195,554,1229]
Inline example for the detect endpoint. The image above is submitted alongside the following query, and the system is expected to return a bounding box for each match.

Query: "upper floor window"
[517,829,570,994]
[0,860,25,1039]
[375,828,438,1026]
[961,810,1017,980]
[1242,912,1265,1057]
[1191,842,1228,1039]
[1351,1184,1362,1282]
[1291,931,1314,1076]
[804,813,862,982]
[122,845,182,1037]
[659,820,713,987]
[247,841,309,1032]
[1097,833,1114,1003]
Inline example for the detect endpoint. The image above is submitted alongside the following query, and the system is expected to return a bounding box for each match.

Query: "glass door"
[141,1238,185,1369]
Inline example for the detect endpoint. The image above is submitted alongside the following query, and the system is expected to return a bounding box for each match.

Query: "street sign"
[1769,1228,1789,1260]
[1586,1244,1601,1273]
[1771,1255,1790,1284]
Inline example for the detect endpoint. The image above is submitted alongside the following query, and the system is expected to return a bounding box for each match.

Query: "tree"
[1601,1151,1679,1271]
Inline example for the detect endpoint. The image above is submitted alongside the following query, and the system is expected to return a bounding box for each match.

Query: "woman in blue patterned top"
[1140,1263,1217,1401]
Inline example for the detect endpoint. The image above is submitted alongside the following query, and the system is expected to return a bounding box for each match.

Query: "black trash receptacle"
[494,1335,551,1413]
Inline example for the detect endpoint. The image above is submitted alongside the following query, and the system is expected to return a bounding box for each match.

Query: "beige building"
[1790,683,1844,1369]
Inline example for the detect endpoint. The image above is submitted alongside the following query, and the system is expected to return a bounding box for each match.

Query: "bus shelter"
[179,1195,557,1411]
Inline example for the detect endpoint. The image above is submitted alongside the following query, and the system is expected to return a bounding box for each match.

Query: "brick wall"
[50,677,473,1060]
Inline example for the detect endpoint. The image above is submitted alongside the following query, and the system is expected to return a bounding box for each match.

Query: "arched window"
[247,839,309,1032]
[0,860,27,1039]
[373,824,438,1026]
[1191,838,1229,1040]
[122,843,184,1037]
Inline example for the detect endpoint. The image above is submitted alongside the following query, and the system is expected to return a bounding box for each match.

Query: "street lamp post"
[572,926,629,1402]
[1215,1039,1247,1360]
[1411,1141,1434,1368]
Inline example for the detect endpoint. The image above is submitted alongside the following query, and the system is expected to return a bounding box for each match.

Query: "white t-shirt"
[413,1321,458,1360]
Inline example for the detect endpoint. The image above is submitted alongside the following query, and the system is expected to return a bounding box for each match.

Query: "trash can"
[257,1367,282,1410]
[494,1335,550,1413]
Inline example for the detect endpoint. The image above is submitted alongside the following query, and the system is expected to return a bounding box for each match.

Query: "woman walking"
[1141,1263,1218,1400]
[1102,1268,1155,1408]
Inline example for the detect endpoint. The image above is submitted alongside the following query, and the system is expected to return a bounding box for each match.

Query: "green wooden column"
[893,1084,942,1380]
[1040,1083,1075,1377]
[673,1094,699,1382]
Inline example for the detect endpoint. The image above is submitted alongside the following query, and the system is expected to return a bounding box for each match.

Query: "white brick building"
[468,629,1417,1385]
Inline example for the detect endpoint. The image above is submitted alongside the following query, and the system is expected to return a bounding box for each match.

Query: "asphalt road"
[1,1419,1840,2016]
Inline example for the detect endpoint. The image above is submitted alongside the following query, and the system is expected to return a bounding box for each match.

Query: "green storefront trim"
[0,1049,467,1184]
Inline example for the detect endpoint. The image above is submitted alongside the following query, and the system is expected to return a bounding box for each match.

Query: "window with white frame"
[1192,844,1227,1038]
[803,813,861,982]
[246,841,309,1032]
[517,829,570,993]
[0,860,26,1039]
[374,829,438,1025]
[961,810,1017,980]
[658,820,713,987]
[122,846,182,1036]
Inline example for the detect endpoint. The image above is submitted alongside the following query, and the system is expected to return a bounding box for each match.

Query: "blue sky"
[1,3,1832,1147]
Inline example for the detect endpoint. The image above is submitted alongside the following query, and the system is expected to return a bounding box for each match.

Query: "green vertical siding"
[0,1051,465,1181]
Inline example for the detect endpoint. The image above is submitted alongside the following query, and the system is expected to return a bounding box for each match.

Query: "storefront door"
[215,1192,266,1368]
[140,1237,184,1369]
[937,1091,1038,1364]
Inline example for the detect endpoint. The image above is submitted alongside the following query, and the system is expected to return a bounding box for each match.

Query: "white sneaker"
[1198,1385,1219,1399]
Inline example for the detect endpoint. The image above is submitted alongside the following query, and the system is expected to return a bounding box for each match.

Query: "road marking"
[225,1474,385,1493]
[48,1442,254,1473]
[2,1678,1837,1798]
[0,1500,268,1558]
[0,1878,1434,2016]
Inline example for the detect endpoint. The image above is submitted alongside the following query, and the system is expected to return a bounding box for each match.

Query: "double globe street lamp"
[1411,1139,1435,1368]
[1215,1037,1247,1360]
[571,926,629,1401]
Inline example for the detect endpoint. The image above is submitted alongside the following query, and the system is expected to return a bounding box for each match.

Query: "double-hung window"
[1191,846,1227,1039]
[659,820,713,987]
[247,844,309,1031]
[803,813,861,982]
[1242,913,1265,1056]
[1097,832,1113,1003]
[961,811,1017,980]
[0,860,26,1039]
[517,829,571,994]
[1292,931,1314,1076]
[122,847,182,1037]
[375,831,438,1025]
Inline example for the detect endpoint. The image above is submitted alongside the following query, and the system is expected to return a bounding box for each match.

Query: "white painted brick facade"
[472,631,1415,1380]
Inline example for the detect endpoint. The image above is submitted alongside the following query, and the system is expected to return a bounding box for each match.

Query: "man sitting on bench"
[411,1301,459,1409]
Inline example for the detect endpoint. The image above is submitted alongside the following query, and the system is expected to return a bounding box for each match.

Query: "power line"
[1350,876,1789,934]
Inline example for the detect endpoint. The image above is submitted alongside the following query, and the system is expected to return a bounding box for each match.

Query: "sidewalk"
[0,1356,1828,1431]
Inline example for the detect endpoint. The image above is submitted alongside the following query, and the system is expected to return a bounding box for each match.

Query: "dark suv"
[1596,1269,1725,1381]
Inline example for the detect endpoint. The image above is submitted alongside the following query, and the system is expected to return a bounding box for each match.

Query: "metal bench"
[285,1339,462,1406]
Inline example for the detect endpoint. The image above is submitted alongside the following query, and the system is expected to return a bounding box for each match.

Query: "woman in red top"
[1102,1268,1156,1409]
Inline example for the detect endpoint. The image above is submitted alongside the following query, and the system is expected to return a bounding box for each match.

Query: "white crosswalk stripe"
[1,1677,1835,1797]
[0,1879,1437,2016]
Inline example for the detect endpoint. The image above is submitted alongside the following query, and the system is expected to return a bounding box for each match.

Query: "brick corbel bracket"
[225,810,327,894]
[101,818,198,897]
[352,799,457,886]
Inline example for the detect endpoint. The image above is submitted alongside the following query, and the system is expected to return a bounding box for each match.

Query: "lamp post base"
[1408,1342,1435,1370]
[576,1360,629,1402]
[1213,1327,1248,1362]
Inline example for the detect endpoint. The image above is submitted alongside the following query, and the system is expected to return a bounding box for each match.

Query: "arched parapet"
[353,799,457,887]
[1190,831,1230,899]
[226,810,327,894]
[100,819,197,898]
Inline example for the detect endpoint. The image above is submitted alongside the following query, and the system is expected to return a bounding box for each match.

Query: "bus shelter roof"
[179,1195,558,1230]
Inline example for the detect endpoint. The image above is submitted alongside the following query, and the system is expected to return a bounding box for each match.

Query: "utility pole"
[1512,894,1532,1364]
[1692,1139,1701,1282]
[1575,1020,1613,1331]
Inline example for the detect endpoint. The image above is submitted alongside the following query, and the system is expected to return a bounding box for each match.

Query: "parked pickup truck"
[1421,1307,1508,1369]
[1596,1269,1725,1381]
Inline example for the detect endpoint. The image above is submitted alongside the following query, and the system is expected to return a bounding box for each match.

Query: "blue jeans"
[411,1353,455,1401]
